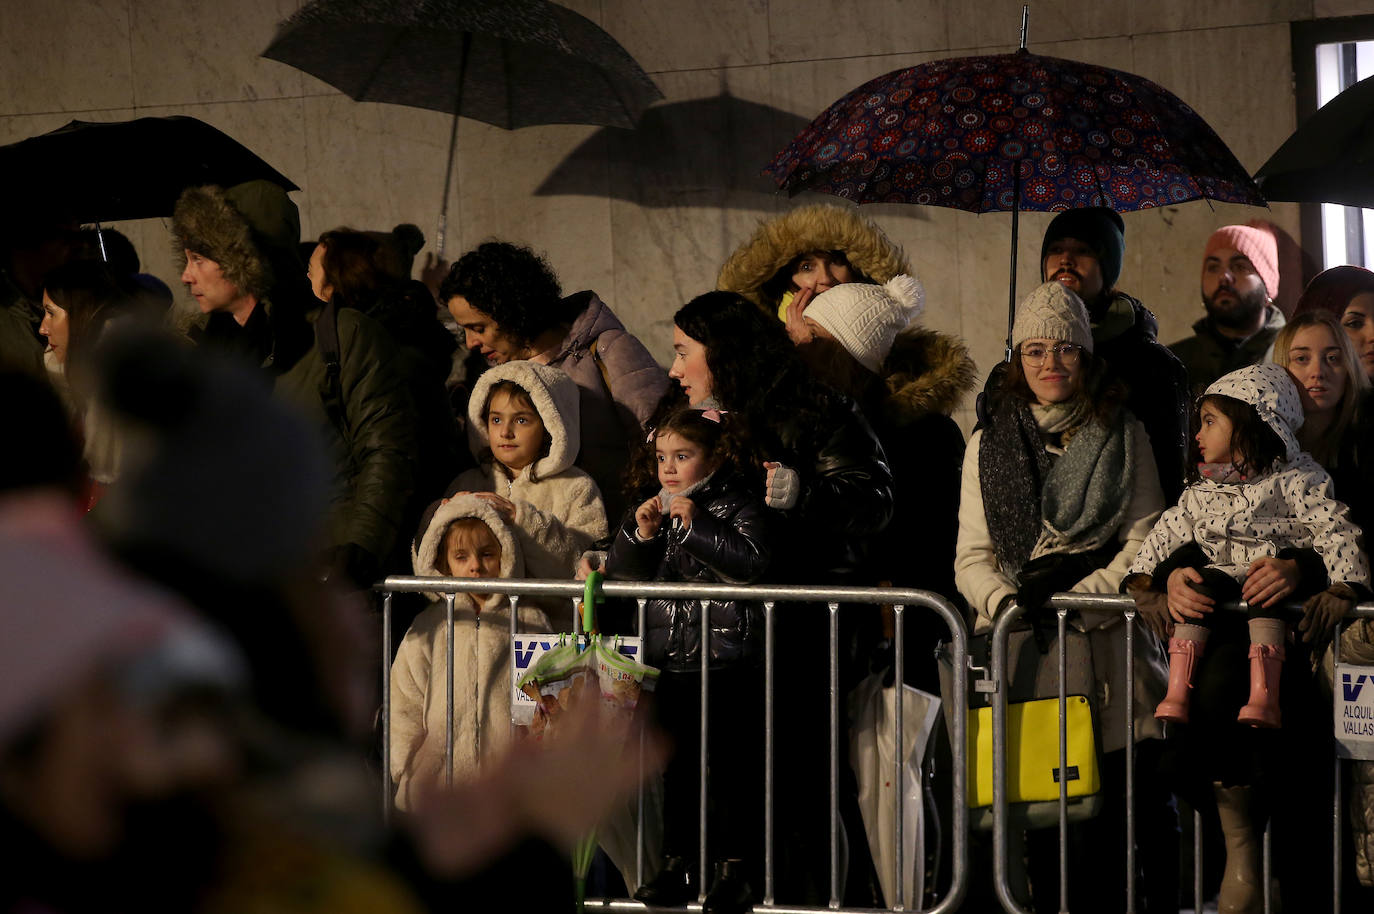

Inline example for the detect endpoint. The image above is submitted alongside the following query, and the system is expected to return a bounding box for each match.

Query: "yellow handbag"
[966,694,1100,808]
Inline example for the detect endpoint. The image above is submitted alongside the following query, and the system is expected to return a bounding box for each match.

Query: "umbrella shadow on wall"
[535,91,816,209]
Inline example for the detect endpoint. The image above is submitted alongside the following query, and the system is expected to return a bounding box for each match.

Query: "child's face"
[656,430,714,492]
[487,389,545,472]
[1196,402,1236,465]
[442,522,502,579]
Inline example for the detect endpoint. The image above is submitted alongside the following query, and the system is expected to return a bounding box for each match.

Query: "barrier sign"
[511,634,640,724]
[1335,662,1374,760]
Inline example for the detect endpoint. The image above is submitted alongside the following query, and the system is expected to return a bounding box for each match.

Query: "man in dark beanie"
[172,180,417,590]
[1040,207,1190,500]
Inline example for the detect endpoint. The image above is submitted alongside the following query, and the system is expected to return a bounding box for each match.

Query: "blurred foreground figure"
[0,334,665,912]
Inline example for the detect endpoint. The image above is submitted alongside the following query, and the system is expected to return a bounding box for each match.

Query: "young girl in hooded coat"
[446,361,608,587]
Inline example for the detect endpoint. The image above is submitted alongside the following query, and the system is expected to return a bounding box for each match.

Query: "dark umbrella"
[263,0,662,254]
[766,42,1265,357]
[0,116,297,224]
[1255,73,1374,208]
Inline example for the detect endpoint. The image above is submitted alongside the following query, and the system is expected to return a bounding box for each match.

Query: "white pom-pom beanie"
[805,274,926,373]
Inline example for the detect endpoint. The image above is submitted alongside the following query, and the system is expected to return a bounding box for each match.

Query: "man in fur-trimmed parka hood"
[172,180,417,588]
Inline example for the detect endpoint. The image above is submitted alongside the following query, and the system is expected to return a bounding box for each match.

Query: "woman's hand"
[635,496,662,539]
[668,496,696,532]
[1241,556,1300,609]
[1166,566,1214,623]
[763,461,800,510]
[472,492,517,521]
[784,286,816,345]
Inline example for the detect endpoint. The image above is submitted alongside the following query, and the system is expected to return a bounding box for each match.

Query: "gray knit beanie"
[1011,282,1094,353]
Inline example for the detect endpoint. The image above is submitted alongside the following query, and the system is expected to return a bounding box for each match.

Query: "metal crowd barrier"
[987,593,1374,914]
[376,576,970,913]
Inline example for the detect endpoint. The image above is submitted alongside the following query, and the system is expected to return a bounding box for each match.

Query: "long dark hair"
[1192,394,1287,479]
[316,229,394,310]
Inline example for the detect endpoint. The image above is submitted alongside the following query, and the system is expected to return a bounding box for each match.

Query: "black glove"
[1016,550,1111,653]
[1129,587,1173,639]
[1299,583,1356,645]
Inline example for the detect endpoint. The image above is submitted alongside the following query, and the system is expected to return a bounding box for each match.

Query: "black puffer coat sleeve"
[604,515,665,582]
[678,493,773,585]
[794,395,895,539]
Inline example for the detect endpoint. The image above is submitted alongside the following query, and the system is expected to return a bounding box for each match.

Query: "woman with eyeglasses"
[954,280,1174,914]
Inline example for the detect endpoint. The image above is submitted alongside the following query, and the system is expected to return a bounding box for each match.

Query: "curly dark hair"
[624,405,754,495]
[437,241,575,348]
[1191,394,1287,480]
[1001,345,1127,424]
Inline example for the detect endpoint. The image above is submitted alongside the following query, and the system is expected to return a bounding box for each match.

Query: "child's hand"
[668,496,696,531]
[635,496,662,539]
[472,492,517,521]
[1241,556,1299,608]
[1166,567,1213,622]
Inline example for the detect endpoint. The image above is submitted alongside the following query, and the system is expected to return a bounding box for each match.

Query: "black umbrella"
[0,116,298,224]
[263,0,662,254]
[1255,73,1374,208]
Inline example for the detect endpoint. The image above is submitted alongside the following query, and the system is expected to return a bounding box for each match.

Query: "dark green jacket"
[1168,307,1286,398]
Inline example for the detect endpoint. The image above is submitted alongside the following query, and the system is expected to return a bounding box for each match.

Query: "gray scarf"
[1031,405,1135,560]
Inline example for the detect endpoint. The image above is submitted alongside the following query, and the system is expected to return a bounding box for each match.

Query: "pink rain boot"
[1237,618,1285,729]
[1154,624,1208,723]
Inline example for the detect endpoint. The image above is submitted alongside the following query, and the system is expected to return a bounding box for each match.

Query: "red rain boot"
[1154,624,1208,723]
[1237,618,1285,729]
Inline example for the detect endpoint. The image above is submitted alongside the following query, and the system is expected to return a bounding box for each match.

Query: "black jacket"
[605,468,773,671]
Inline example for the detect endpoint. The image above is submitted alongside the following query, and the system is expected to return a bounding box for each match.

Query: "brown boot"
[1154,623,1207,722]
[1213,783,1263,914]
[1237,618,1285,729]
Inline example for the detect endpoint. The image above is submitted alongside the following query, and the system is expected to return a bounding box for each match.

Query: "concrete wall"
[2,0,1363,430]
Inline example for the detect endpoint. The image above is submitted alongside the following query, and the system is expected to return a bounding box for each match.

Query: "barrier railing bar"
[444,591,455,787]
[830,601,842,909]
[1124,607,1136,914]
[991,601,1035,914]
[1334,622,1343,914]
[382,591,393,827]
[1262,821,1272,914]
[764,600,777,906]
[701,599,711,903]
[1193,810,1203,914]
[376,576,970,914]
[637,596,649,890]
[893,603,905,912]
[1056,608,1069,914]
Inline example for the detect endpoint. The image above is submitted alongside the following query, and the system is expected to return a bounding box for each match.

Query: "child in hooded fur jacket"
[389,494,553,810]
[606,406,773,913]
[446,362,609,590]
[1125,362,1370,728]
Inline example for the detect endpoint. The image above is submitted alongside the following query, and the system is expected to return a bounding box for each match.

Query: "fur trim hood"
[171,181,301,301]
[412,494,523,607]
[717,204,910,311]
[879,327,978,425]
[466,361,580,478]
[1203,362,1305,462]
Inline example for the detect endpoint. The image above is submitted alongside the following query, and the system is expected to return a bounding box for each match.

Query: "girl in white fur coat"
[389,494,553,810]
[447,361,609,582]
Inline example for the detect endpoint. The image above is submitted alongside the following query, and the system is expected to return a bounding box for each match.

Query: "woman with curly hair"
[666,289,892,906]
[440,241,666,521]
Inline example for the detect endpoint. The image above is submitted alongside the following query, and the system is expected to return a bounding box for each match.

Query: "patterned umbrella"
[263,0,661,253]
[765,48,1265,351]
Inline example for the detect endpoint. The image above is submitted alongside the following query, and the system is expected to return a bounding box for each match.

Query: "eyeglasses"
[1019,343,1084,367]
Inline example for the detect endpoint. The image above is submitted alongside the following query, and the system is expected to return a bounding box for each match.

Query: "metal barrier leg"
[637,597,648,889]
[1057,609,1069,914]
[992,604,1035,914]
[1193,810,1204,914]
[700,599,710,902]
[764,601,776,907]
[894,604,906,911]
[829,601,841,908]
[382,591,393,825]
[1262,820,1272,914]
[444,591,455,786]
[1334,754,1343,914]
[1124,609,1136,914]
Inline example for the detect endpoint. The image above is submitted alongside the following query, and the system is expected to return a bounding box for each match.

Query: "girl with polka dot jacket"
[1125,362,1370,729]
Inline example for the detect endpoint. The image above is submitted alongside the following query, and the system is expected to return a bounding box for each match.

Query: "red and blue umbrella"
[765,48,1266,353]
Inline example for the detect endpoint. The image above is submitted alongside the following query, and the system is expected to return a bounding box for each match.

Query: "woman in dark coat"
[666,290,893,906]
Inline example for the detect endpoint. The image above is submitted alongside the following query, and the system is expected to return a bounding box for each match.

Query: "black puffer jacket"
[754,376,894,584]
[605,468,773,672]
